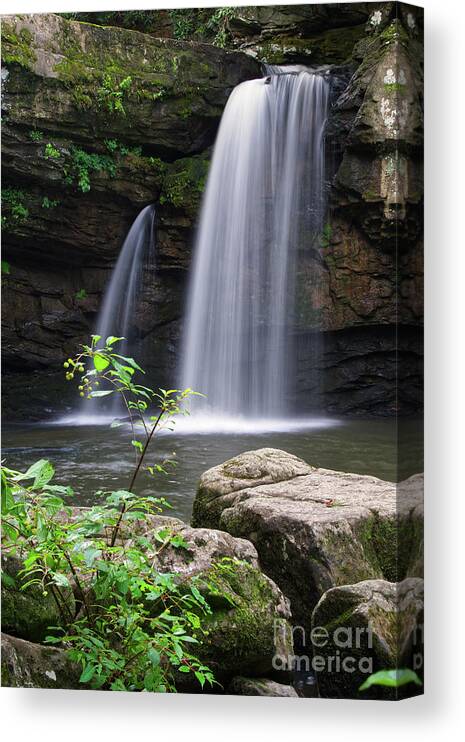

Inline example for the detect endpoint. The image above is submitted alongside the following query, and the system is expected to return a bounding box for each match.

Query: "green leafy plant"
[104,139,142,157]
[359,668,422,691]
[207,7,235,48]
[44,142,61,160]
[1,260,11,275]
[42,197,60,209]
[1,336,215,692]
[97,74,132,116]
[29,129,44,142]
[64,147,117,193]
[75,288,87,300]
[169,9,196,39]
[1,187,29,229]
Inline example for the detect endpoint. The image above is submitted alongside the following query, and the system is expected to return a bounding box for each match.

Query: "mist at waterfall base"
[179,67,330,432]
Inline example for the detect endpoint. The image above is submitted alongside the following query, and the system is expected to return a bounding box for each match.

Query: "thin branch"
[109,409,164,548]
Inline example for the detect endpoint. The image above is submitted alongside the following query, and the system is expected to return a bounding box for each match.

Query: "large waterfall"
[180,68,329,421]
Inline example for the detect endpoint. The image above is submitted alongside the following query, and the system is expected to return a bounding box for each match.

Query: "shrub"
[1,337,215,692]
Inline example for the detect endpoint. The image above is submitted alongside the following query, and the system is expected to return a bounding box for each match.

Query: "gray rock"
[130,515,294,684]
[1,632,80,689]
[311,578,424,699]
[192,448,423,632]
[228,676,298,697]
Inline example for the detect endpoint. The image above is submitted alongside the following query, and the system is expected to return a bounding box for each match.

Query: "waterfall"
[85,204,156,416]
[180,67,329,420]
[95,205,156,353]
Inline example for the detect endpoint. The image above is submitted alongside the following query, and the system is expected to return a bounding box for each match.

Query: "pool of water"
[1,417,423,523]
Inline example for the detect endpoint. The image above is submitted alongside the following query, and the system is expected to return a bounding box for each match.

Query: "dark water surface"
[1,418,423,523]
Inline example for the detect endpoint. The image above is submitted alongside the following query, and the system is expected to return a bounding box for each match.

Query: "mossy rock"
[311,578,424,699]
[255,25,366,65]
[114,514,293,687]
[1,13,260,157]
[194,557,293,683]
[193,449,424,634]
[1,554,75,643]
[160,154,210,214]
[1,632,80,689]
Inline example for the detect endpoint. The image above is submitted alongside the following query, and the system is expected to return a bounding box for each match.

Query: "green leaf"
[105,336,124,346]
[195,671,206,688]
[131,440,144,453]
[1,260,11,275]
[1,469,14,514]
[79,664,96,683]
[44,635,63,645]
[148,648,160,667]
[1,571,16,588]
[51,572,70,588]
[83,547,101,568]
[359,669,422,691]
[89,390,113,398]
[16,459,55,489]
[93,353,110,372]
[113,354,144,372]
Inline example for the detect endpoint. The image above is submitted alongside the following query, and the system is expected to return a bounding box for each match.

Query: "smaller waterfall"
[84,204,156,416]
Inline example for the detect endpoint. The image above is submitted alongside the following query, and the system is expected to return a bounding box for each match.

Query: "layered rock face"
[1,5,423,418]
[1,12,260,416]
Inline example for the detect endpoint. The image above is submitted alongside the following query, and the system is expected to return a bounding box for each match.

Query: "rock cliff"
[1,4,423,418]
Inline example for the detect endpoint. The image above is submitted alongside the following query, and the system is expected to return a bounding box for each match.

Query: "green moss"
[320,606,357,635]
[380,21,409,46]
[356,514,420,583]
[1,24,36,70]
[383,82,407,93]
[1,555,74,642]
[317,526,379,585]
[160,155,209,211]
[363,189,381,201]
[193,557,287,677]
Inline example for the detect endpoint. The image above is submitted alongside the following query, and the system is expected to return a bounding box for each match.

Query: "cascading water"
[180,67,329,421]
[84,204,156,416]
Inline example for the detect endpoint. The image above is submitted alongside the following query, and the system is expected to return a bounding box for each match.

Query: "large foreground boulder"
[311,578,424,700]
[192,448,423,632]
[1,632,80,689]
